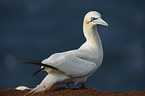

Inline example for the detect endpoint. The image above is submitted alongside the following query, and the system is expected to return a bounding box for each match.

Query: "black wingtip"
[33,67,45,77]
[17,60,42,64]
[18,60,59,70]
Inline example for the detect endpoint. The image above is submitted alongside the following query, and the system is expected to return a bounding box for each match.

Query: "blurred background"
[0,0,145,92]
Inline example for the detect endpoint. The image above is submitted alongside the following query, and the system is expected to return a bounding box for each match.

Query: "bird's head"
[84,11,108,26]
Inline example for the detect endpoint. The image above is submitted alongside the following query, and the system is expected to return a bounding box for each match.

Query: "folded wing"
[42,52,97,77]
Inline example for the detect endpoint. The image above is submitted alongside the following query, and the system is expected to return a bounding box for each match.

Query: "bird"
[20,11,108,95]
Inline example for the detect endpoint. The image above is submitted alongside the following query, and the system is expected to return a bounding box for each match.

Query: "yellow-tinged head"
[84,11,108,26]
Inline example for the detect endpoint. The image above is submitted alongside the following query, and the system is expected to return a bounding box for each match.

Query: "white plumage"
[22,11,108,95]
[15,86,30,90]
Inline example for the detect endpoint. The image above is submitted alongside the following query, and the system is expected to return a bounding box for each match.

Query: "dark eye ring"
[91,17,98,22]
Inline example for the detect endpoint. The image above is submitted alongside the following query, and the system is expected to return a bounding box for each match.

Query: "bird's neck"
[84,24,98,43]
[80,22,103,51]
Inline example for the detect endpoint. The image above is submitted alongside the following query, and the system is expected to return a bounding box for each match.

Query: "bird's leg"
[65,83,70,88]
[80,83,86,89]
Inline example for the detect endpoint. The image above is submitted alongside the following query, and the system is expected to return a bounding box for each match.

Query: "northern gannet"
[20,11,108,95]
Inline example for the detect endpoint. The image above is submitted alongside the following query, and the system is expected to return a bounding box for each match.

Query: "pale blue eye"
[91,17,98,22]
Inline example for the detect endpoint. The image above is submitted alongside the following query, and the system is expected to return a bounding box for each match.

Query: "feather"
[18,60,59,70]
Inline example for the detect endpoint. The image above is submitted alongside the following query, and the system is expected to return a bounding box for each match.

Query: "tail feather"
[18,60,59,70]
[18,60,42,64]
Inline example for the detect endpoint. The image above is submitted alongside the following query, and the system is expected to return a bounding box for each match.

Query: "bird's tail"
[18,60,46,76]
[18,60,59,70]
[18,60,42,64]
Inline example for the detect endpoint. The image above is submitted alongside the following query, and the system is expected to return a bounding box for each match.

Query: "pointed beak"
[94,18,108,26]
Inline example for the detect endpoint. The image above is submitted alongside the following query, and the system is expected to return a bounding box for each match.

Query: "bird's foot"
[65,83,70,88]
[79,83,87,89]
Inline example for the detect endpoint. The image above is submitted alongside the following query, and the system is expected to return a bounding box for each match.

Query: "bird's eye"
[91,17,98,22]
